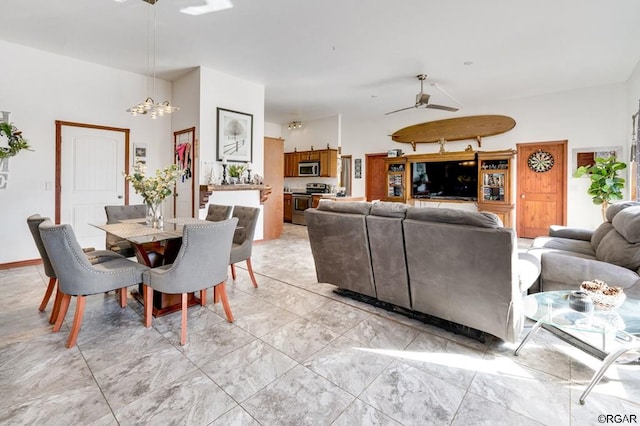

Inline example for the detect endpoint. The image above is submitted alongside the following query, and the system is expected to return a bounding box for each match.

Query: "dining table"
[92,217,212,316]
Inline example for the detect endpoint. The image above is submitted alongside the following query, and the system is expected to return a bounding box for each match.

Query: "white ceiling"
[2,0,639,124]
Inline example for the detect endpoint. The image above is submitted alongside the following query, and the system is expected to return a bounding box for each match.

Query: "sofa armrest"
[548,225,593,241]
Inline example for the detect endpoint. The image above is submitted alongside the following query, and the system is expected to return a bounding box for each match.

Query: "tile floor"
[1,224,638,425]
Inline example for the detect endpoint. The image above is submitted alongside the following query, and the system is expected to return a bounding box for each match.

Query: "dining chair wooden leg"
[143,285,153,328]
[67,295,86,348]
[39,277,57,311]
[216,282,234,323]
[53,292,71,332]
[180,293,188,346]
[246,258,258,288]
[49,288,62,324]
[213,286,220,304]
[119,286,128,308]
[230,263,237,280]
[200,289,207,306]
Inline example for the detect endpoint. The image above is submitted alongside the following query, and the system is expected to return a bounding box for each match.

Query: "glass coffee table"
[514,290,640,404]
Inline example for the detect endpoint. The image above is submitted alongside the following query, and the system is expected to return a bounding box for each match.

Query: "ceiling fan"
[385,74,459,115]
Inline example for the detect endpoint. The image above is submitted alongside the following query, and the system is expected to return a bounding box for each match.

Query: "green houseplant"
[574,156,627,221]
[227,163,246,183]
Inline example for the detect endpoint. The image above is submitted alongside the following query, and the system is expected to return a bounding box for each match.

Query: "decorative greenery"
[124,161,183,205]
[0,122,31,160]
[574,156,627,221]
[227,163,246,178]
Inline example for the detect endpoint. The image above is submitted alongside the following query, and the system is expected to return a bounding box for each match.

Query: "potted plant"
[574,155,627,221]
[227,163,246,184]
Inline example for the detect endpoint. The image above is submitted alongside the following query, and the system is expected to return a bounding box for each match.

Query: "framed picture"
[134,144,147,164]
[217,108,253,163]
[354,158,362,179]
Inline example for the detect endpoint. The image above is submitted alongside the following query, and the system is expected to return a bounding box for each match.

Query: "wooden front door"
[365,153,388,201]
[516,141,567,238]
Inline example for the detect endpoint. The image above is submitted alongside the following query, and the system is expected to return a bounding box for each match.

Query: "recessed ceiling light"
[180,0,233,15]
[464,61,474,66]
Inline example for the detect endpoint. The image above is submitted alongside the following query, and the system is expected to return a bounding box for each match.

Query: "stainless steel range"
[291,183,331,225]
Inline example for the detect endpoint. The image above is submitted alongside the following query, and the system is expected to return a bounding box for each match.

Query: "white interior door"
[60,125,126,250]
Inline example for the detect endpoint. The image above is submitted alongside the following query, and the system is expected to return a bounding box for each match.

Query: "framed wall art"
[217,107,253,163]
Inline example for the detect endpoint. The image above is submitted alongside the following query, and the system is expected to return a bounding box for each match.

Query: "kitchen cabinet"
[283,193,293,222]
[298,151,320,162]
[319,149,338,177]
[283,149,338,178]
[477,150,515,227]
[312,194,324,208]
[284,152,299,177]
[383,157,407,202]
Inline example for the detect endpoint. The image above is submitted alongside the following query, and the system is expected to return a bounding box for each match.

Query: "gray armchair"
[205,204,233,222]
[142,218,238,345]
[104,204,147,257]
[229,206,261,288]
[38,219,149,348]
[27,214,125,324]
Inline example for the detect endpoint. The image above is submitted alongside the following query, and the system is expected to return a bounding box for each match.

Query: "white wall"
[198,66,266,239]
[282,115,341,191]
[264,121,282,139]
[0,40,173,264]
[342,82,630,229]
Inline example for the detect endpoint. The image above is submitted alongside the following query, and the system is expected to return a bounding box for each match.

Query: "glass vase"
[146,200,164,229]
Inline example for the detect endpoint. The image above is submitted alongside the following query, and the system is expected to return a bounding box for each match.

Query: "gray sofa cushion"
[591,222,615,251]
[606,200,640,222]
[595,230,640,270]
[305,208,376,297]
[317,199,372,215]
[370,201,410,218]
[612,205,640,243]
[531,236,595,257]
[406,207,503,228]
[539,251,640,296]
[366,215,411,309]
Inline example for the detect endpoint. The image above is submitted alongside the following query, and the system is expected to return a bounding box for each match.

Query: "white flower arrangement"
[124,161,183,204]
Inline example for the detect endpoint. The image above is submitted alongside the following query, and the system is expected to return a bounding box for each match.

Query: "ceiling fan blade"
[384,105,417,115]
[425,104,459,112]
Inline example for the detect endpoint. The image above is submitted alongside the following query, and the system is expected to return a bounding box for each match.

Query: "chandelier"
[288,121,302,130]
[127,0,179,118]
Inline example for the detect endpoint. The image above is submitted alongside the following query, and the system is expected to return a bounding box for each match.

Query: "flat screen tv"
[411,159,478,201]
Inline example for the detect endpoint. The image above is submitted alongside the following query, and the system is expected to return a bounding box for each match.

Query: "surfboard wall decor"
[391,115,516,151]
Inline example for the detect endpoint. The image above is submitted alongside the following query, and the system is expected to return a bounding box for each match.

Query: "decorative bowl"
[580,280,626,309]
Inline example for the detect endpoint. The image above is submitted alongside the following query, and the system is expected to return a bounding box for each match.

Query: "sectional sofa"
[305,200,533,343]
[527,201,640,297]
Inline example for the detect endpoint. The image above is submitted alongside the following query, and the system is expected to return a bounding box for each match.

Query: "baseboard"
[0,258,42,270]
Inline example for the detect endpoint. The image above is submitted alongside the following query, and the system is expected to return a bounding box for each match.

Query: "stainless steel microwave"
[298,161,320,176]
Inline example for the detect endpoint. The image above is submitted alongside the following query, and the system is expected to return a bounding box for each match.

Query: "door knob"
[521,194,525,198]
[117,195,123,199]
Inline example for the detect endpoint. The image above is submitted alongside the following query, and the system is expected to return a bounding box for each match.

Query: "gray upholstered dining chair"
[27,214,125,324]
[142,218,238,346]
[205,204,233,222]
[104,204,147,257]
[38,219,149,348]
[230,206,260,288]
